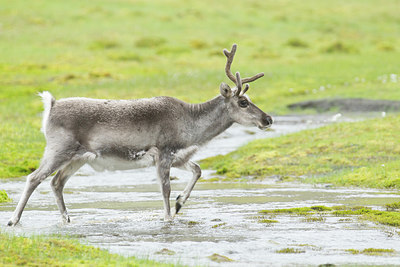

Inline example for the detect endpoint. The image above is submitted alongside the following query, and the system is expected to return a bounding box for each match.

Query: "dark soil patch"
[288,98,400,112]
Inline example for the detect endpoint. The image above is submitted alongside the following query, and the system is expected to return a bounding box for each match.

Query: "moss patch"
[276,248,305,254]
[202,115,400,189]
[346,248,395,256]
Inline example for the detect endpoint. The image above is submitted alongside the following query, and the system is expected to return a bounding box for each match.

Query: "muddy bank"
[288,98,400,112]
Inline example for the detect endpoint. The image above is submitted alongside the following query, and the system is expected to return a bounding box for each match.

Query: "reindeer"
[7,44,273,226]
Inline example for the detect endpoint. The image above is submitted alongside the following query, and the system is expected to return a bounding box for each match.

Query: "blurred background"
[1,0,399,177]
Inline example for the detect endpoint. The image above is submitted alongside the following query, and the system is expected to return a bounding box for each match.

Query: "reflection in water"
[1,115,400,266]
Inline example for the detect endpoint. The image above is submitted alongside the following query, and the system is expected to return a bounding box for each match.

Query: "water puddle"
[1,114,399,266]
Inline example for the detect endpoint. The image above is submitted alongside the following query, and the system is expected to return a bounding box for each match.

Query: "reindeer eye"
[239,99,249,108]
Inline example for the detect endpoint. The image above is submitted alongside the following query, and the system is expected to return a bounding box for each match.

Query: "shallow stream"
[1,115,400,266]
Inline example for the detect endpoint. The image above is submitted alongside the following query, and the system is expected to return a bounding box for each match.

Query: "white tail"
[38,91,55,136]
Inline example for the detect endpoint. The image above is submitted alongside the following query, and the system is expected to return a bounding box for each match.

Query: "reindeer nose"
[262,114,273,126]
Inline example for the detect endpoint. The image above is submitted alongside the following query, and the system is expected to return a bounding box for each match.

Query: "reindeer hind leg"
[7,139,80,226]
[7,157,69,226]
[51,159,85,223]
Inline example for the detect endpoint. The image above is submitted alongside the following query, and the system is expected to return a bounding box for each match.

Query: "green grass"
[1,0,400,178]
[0,232,177,266]
[0,190,12,203]
[201,115,400,189]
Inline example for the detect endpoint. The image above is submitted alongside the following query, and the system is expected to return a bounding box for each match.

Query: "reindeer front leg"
[174,161,201,216]
[156,153,173,221]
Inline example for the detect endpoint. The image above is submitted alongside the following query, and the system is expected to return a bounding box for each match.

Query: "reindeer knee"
[193,164,201,179]
[27,172,45,187]
[186,162,201,180]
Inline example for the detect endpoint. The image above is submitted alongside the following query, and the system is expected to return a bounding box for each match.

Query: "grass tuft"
[0,190,12,203]
[135,37,167,48]
[323,41,358,53]
[286,38,309,48]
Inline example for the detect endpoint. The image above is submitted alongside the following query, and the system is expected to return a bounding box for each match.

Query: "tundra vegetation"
[1,0,400,265]
[259,202,400,228]
[0,232,178,266]
[201,115,400,189]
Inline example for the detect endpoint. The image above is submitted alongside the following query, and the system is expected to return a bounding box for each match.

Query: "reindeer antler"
[223,44,264,96]
[223,44,238,84]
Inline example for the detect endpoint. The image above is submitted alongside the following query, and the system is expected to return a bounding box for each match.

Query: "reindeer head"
[220,44,273,130]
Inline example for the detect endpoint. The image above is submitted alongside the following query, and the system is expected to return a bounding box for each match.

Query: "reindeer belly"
[88,149,157,171]
[85,144,199,172]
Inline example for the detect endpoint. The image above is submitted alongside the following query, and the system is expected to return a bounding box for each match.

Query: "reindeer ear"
[220,83,232,98]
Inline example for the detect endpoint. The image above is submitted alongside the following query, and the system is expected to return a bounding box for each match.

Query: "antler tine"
[223,43,265,93]
[223,44,238,84]
[235,71,242,96]
[241,72,265,84]
[240,84,250,96]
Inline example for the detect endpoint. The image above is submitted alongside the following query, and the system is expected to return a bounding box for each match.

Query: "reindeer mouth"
[257,124,271,130]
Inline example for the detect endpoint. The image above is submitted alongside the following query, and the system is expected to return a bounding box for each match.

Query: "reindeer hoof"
[61,212,70,223]
[175,195,183,214]
[64,216,71,223]
[175,202,182,214]
[7,219,17,227]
